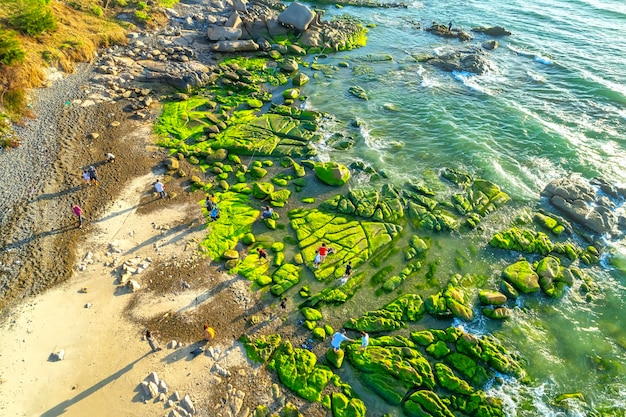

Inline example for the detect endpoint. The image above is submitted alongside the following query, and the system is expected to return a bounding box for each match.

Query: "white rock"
[126,280,140,292]
[51,349,65,361]
[180,395,195,415]
[145,372,159,385]
[159,380,169,393]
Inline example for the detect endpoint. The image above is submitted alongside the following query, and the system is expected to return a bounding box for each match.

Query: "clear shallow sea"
[299,0,626,415]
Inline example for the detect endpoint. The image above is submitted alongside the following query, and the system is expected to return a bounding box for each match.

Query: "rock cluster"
[542,176,626,236]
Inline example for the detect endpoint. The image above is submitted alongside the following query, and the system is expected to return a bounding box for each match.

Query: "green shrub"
[90,4,104,16]
[9,0,57,37]
[0,30,25,66]
[1,88,28,118]
[115,0,128,6]
[134,10,149,21]
[136,1,148,10]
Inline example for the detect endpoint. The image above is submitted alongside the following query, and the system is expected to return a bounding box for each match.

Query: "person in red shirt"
[257,247,268,264]
[318,243,328,262]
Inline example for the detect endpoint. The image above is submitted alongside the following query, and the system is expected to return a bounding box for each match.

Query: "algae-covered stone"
[206,148,228,163]
[312,327,326,340]
[314,161,351,186]
[403,390,454,417]
[270,263,302,296]
[478,290,507,306]
[301,307,322,321]
[253,182,274,199]
[331,392,366,417]
[426,341,450,359]
[250,166,268,179]
[434,363,474,395]
[242,333,281,363]
[293,72,309,86]
[360,372,405,406]
[223,249,240,260]
[294,253,304,265]
[283,88,300,99]
[326,348,344,368]
[242,233,256,245]
[301,197,315,204]
[256,275,272,287]
[411,330,435,346]
[502,260,540,293]
[270,341,333,402]
[271,189,291,204]
[482,307,511,319]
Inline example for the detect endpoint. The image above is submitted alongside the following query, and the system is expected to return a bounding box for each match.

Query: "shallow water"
[299,0,626,414]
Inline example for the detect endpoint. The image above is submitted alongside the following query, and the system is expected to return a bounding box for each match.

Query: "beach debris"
[50,349,65,361]
[211,363,231,377]
[79,287,88,293]
[84,303,92,309]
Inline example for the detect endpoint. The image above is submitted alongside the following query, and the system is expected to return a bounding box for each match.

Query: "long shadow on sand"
[40,352,151,417]
[0,223,77,251]
[123,221,206,256]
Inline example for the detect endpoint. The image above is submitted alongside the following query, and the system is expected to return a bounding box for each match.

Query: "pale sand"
[0,174,256,417]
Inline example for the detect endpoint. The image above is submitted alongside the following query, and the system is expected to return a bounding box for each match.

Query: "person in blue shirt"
[331,329,354,352]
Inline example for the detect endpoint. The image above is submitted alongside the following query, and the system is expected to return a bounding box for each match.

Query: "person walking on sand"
[87,165,99,186]
[82,170,90,186]
[331,329,354,352]
[358,331,369,352]
[104,152,116,163]
[203,324,215,342]
[146,330,161,352]
[257,247,268,264]
[72,203,84,229]
[154,179,166,199]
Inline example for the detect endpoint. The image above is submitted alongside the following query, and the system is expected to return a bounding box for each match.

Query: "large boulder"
[313,161,351,186]
[471,26,512,36]
[502,260,540,293]
[212,40,259,53]
[542,176,623,235]
[278,2,316,31]
[207,26,242,41]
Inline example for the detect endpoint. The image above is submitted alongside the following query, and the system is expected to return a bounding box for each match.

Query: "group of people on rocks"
[331,329,369,353]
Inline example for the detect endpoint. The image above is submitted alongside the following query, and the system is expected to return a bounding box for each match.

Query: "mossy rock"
[253,182,274,199]
[283,88,300,99]
[270,263,302,296]
[502,260,540,293]
[403,390,454,417]
[478,290,507,306]
[247,98,263,109]
[411,330,435,346]
[269,341,334,402]
[256,275,273,287]
[228,154,242,164]
[434,363,474,395]
[326,348,344,368]
[482,307,511,319]
[312,327,326,340]
[425,341,450,359]
[223,249,240,260]
[324,324,334,336]
[265,218,277,229]
[303,320,316,330]
[301,197,315,204]
[272,177,289,187]
[313,161,351,186]
[242,333,281,363]
[360,372,405,406]
[274,251,285,266]
[301,307,323,321]
[219,179,230,190]
[271,189,291,204]
[242,233,256,245]
[330,392,366,417]
[206,148,228,163]
[199,192,259,260]
[294,253,304,265]
[271,242,285,252]
[251,166,268,179]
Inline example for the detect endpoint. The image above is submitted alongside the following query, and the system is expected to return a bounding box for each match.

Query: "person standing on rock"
[358,331,369,353]
[146,330,161,352]
[257,247,268,264]
[154,179,166,199]
[331,329,354,352]
[205,194,215,211]
[318,243,329,263]
[72,203,84,229]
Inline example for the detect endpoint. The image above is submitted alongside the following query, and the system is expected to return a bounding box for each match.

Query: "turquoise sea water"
[298,0,626,415]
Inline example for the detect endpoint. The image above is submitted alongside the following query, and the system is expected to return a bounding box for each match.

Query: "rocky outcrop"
[278,2,316,31]
[471,26,512,36]
[425,22,472,41]
[542,176,625,235]
[427,50,495,75]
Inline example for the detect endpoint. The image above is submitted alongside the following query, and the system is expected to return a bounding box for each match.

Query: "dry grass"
[0,0,128,119]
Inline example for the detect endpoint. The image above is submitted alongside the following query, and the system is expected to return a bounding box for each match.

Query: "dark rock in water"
[482,39,498,50]
[471,26,512,36]
[425,22,472,41]
[542,176,623,235]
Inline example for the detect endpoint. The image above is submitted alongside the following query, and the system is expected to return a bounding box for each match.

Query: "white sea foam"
[452,70,493,95]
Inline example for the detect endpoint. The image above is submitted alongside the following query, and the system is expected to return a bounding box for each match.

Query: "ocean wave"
[506,44,554,66]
